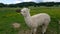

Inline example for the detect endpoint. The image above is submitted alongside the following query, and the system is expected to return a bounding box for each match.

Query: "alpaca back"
[30,13,50,27]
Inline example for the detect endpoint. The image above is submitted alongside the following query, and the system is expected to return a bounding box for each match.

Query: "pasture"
[0,7,59,34]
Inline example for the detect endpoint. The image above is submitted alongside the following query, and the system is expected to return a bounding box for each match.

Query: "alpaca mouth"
[16,9,21,13]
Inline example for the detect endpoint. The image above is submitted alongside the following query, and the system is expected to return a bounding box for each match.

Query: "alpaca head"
[16,8,30,17]
[20,8,30,17]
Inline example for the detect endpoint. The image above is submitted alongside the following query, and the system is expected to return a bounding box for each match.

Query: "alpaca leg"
[41,25,48,34]
[33,28,37,34]
[31,28,37,34]
[31,28,33,34]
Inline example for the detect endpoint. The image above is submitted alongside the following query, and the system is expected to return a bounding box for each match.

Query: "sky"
[0,0,60,4]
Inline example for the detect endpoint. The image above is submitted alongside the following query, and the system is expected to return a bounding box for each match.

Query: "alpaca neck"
[24,13,31,21]
[24,13,32,26]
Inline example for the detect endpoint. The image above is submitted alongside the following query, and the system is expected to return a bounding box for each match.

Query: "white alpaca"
[17,8,50,34]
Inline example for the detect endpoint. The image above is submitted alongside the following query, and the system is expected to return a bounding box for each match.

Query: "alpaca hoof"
[41,32,45,34]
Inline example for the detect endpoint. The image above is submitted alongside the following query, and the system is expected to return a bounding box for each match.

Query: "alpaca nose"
[16,9,21,13]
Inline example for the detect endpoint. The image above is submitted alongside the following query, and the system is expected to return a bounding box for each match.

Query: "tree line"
[0,2,60,7]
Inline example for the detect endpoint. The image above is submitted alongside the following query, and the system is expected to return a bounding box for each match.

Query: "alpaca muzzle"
[16,9,21,13]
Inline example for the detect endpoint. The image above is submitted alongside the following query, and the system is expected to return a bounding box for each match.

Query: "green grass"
[0,7,59,34]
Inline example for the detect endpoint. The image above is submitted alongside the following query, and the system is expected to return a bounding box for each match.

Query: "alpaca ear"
[16,9,21,13]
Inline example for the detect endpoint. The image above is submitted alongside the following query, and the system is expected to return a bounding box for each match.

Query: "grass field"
[0,7,60,34]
